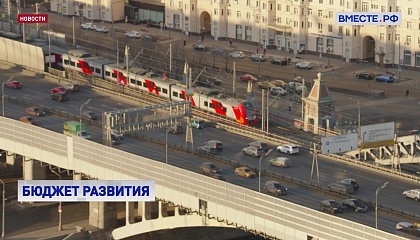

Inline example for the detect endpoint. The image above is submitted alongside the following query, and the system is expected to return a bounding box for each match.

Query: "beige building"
[50,0,125,23]
[163,0,420,68]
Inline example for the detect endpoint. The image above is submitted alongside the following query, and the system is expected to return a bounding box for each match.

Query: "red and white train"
[61,50,258,125]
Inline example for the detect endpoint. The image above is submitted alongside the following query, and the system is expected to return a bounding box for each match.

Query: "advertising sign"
[336,12,402,26]
[321,133,358,155]
[360,122,395,149]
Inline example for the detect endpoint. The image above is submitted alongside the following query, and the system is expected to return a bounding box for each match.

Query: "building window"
[294,8,298,14]
[319,0,323,3]
[396,6,400,12]
[246,0,250,5]
[237,11,241,18]
[173,14,180,28]
[340,0,344,6]
[381,6,385,12]
[338,26,343,35]
[407,22,411,29]
[228,9,231,16]
[329,11,333,18]
[308,21,312,28]
[362,3,368,12]
[316,37,324,53]
[404,50,411,65]
[380,33,384,40]
[236,25,242,39]
[308,8,312,15]
[286,5,290,12]
[88,11,91,18]
[277,4,281,10]
[214,9,218,15]
[415,52,420,67]
[354,29,357,36]
[379,46,384,53]
[294,21,298,27]
[395,34,400,41]
[262,16,266,23]
[263,3,266,9]
[318,10,322,17]
[318,23,322,29]
[191,4,194,11]
[328,24,332,32]
[329,0,333,4]
[246,12,251,19]
[184,4,188,10]
[346,28,350,36]
[327,38,334,52]
[245,26,252,41]
[406,35,411,43]
[179,2,182,9]
[408,8,412,15]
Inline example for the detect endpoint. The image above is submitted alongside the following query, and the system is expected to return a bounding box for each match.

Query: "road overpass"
[0,117,409,240]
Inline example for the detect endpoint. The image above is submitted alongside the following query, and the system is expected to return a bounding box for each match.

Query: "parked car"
[203,140,223,151]
[296,62,313,69]
[19,116,37,125]
[199,162,222,175]
[277,145,299,155]
[234,167,256,178]
[257,81,276,89]
[193,44,209,51]
[247,141,269,152]
[270,87,287,96]
[80,22,95,30]
[269,157,291,168]
[250,54,266,61]
[63,83,80,92]
[264,181,287,196]
[125,31,142,39]
[320,199,343,214]
[403,189,420,201]
[288,82,306,94]
[270,80,287,88]
[83,111,98,120]
[229,51,245,58]
[242,146,265,157]
[376,75,394,82]
[167,125,184,134]
[356,72,374,80]
[327,183,354,194]
[26,107,45,116]
[50,92,68,102]
[342,199,368,213]
[51,87,67,94]
[196,146,217,155]
[4,80,23,89]
[239,74,258,82]
[338,179,359,191]
[191,119,206,129]
[270,58,288,65]
[95,26,109,33]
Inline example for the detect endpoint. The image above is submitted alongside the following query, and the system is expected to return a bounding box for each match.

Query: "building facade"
[50,0,125,23]
[163,0,420,68]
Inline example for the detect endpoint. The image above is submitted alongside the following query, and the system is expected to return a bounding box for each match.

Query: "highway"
[1,68,419,235]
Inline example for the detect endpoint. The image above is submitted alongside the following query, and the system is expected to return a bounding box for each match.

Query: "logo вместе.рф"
[336,12,402,26]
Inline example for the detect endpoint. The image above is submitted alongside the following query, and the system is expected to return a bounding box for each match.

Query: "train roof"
[84,57,115,65]
[41,45,69,55]
[106,63,148,75]
[67,49,92,58]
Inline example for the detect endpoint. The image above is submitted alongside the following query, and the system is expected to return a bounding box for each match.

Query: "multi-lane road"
[1,67,419,235]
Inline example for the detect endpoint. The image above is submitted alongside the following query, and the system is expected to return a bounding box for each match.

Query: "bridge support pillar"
[144,201,159,220]
[125,201,135,225]
[73,172,82,180]
[23,158,45,180]
[89,202,117,231]
[137,201,145,219]
[6,152,15,165]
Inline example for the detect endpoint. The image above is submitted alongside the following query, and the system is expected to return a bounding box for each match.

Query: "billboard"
[336,12,402,26]
[360,122,395,149]
[321,133,358,155]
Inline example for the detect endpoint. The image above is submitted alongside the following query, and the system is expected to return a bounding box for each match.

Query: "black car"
[320,199,343,214]
[207,77,222,85]
[194,79,214,88]
[50,92,68,102]
[111,134,121,145]
[264,181,287,196]
[338,179,359,191]
[342,199,368,213]
[356,72,374,80]
[193,44,208,51]
[199,162,222,175]
[270,58,288,65]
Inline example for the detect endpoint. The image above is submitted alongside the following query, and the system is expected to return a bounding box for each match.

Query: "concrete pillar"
[137,201,145,220]
[73,173,82,180]
[23,158,46,180]
[89,202,117,231]
[5,152,15,165]
[125,202,135,225]
[144,201,159,220]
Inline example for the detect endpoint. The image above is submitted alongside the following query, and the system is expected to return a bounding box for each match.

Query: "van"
[328,183,354,194]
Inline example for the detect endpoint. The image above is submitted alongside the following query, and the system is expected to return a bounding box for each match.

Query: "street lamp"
[79,99,92,138]
[50,169,62,231]
[0,178,5,239]
[375,181,389,229]
[2,77,14,117]
[165,127,171,164]
[258,149,273,192]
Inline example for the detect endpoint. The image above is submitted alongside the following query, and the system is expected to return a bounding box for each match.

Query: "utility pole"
[169,43,172,79]
[398,39,401,83]
[72,16,76,47]
[232,62,236,98]
[116,41,120,93]
[7,0,11,32]
[48,32,51,69]
[266,87,269,134]
[35,3,39,37]
[261,89,265,132]
[309,143,320,187]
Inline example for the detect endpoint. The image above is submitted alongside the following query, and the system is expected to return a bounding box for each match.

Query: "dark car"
[26,107,45,116]
[167,125,184,134]
[111,134,121,145]
[196,146,217,155]
[264,181,287,196]
[193,44,209,51]
[83,111,98,120]
[194,79,214,88]
[199,162,222,175]
[356,72,374,80]
[338,179,359,191]
[342,199,368,213]
[270,58,288,65]
[248,141,269,152]
[376,75,394,82]
[320,199,343,214]
[50,92,68,102]
[209,173,226,181]
[207,77,222,85]
[203,140,223,151]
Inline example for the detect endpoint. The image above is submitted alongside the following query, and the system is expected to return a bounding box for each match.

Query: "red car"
[4,81,23,89]
[51,87,67,94]
[239,74,258,82]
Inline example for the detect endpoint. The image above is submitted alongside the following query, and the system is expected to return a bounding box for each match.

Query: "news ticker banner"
[18,180,156,202]
[336,12,402,26]
[17,14,49,23]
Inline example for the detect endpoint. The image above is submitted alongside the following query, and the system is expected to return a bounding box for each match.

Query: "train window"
[223,107,227,112]
[105,71,110,76]
[90,67,94,72]
[112,73,116,78]
[162,88,168,94]
[136,80,142,86]
[95,68,101,74]
[204,101,208,107]
[180,93,185,99]
[209,103,214,108]
[143,82,147,88]
[64,59,69,65]
[58,58,62,63]
[156,86,161,92]
[70,61,75,66]
[173,92,179,97]
[130,78,136,84]
[76,63,81,68]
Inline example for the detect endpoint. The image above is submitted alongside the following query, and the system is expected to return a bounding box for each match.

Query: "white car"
[229,51,245,58]
[270,87,287,96]
[288,81,307,93]
[296,62,312,69]
[125,31,142,39]
[81,23,96,30]
[110,129,124,140]
[277,145,299,155]
[403,189,420,201]
[96,26,109,33]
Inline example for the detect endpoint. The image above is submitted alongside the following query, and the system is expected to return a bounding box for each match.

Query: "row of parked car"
[355,72,395,82]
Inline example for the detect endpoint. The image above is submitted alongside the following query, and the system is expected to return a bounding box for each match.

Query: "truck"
[63,121,91,140]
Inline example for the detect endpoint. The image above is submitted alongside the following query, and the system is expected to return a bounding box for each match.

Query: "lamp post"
[2,77,14,117]
[375,181,389,229]
[50,169,62,231]
[165,127,171,164]
[0,178,5,239]
[385,58,390,75]
[327,47,331,67]
[79,99,92,138]
[258,149,273,192]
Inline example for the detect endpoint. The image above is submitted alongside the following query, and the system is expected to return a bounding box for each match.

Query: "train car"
[84,58,115,78]
[0,32,23,41]
[41,45,68,70]
[62,50,99,74]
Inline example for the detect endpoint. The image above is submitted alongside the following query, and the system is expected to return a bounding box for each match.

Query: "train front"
[240,101,258,125]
